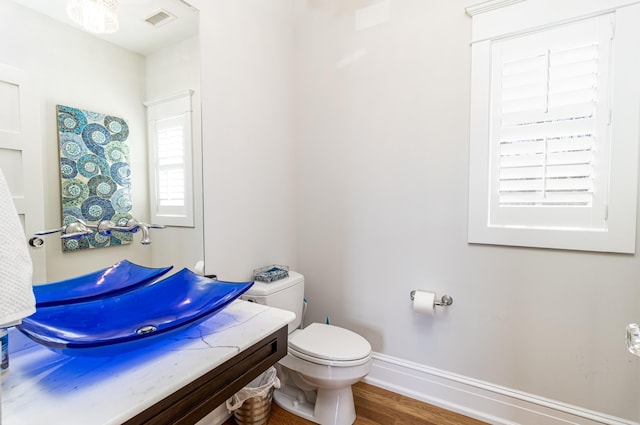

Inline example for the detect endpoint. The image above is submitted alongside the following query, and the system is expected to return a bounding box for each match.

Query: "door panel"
[0,64,46,284]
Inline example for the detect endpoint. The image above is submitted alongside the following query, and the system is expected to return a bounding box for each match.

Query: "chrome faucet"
[97,218,165,245]
[35,219,93,240]
[35,218,165,245]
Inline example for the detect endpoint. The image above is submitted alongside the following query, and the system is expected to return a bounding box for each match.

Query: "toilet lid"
[289,323,371,365]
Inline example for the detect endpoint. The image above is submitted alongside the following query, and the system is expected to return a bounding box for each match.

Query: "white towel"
[0,169,35,327]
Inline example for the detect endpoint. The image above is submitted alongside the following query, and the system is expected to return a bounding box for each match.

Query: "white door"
[0,64,46,284]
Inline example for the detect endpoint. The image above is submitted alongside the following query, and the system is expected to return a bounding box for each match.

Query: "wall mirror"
[2,0,203,282]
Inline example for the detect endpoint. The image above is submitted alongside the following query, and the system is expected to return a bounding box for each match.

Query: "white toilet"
[242,271,372,425]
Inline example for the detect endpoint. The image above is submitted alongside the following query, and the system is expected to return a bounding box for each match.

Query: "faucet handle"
[97,220,135,235]
[119,218,166,244]
[146,223,166,230]
[35,220,93,240]
[60,220,93,240]
[34,227,65,236]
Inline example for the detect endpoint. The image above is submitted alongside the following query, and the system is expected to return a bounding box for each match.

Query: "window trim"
[145,90,195,227]
[467,0,640,253]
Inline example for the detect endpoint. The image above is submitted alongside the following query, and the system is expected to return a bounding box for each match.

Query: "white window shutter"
[156,117,186,207]
[146,91,194,227]
[467,3,640,253]
[488,14,613,230]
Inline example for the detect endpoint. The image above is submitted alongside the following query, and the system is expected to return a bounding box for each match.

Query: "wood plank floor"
[224,381,488,425]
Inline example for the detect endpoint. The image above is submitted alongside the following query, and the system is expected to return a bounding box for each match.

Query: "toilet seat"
[288,323,372,367]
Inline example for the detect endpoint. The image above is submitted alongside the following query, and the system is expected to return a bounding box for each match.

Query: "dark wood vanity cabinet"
[123,325,288,425]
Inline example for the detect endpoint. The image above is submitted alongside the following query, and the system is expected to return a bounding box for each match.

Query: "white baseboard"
[363,352,638,425]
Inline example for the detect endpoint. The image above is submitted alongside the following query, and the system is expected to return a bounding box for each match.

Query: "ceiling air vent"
[144,9,177,27]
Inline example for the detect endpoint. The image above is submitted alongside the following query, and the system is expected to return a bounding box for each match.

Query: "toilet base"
[273,387,317,423]
[273,383,356,425]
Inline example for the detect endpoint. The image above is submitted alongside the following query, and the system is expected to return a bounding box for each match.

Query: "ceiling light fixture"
[67,0,119,34]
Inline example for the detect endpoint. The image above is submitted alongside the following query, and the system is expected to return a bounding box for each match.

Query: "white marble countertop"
[1,300,294,425]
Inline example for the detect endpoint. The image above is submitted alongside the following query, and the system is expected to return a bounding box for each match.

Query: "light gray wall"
[293,0,640,421]
[0,0,151,282]
[198,0,298,282]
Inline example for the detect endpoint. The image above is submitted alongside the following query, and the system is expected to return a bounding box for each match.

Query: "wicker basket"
[233,387,274,425]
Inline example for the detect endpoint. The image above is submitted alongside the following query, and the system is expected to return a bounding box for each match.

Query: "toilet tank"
[241,271,304,333]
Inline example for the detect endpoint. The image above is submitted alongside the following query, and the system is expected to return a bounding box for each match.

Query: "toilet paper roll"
[412,291,436,316]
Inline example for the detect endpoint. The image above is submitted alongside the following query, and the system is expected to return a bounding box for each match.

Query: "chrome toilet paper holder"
[410,290,453,307]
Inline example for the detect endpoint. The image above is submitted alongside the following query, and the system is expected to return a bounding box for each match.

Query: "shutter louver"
[497,42,599,207]
[157,122,185,208]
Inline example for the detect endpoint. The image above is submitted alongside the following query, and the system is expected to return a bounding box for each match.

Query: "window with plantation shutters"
[488,16,612,230]
[498,46,601,207]
[467,2,640,253]
[157,117,186,207]
[146,91,194,227]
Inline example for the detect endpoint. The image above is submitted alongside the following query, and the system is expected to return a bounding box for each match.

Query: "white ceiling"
[9,0,199,56]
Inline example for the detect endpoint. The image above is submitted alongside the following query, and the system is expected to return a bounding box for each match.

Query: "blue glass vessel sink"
[33,260,173,307]
[18,268,253,355]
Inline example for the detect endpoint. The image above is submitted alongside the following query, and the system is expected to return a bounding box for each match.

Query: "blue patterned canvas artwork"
[56,105,133,251]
